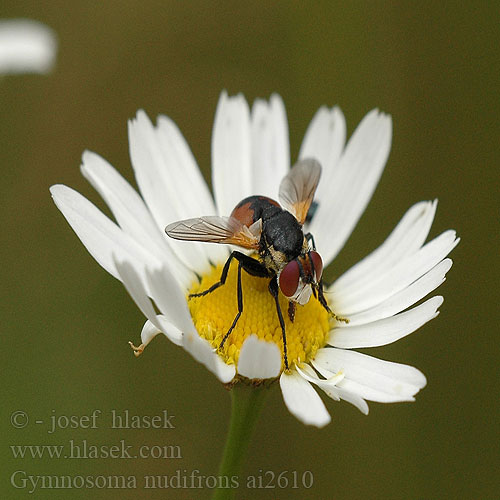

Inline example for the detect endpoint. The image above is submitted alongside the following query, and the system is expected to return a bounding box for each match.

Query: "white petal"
[279,371,331,427]
[212,91,252,215]
[119,261,234,383]
[299,106,346,221]
[128,111,214,272]
[332,231,459,315]
[297,364,369,414]
[80,150,194,289]
[332,200,438,294]
[113,258,163,332]
[139,319,162,347]
[237,335,281,379]
[0,19,56,74]
[118,257,236,372]
[313,348,426,402]
[332,386,369,414]
[155,116,229,265]
[294,364,343,399]
[138,317,183,348]
[250,94,290,198]
[309,110,392,266]
[115,260,185,347]
[145,265,196,335]
[344,259,453,325]
[156,115,216,215]
[333,379,413,403]
[329,296,443,348]
[182,330,235,383]
[50,185,159,289]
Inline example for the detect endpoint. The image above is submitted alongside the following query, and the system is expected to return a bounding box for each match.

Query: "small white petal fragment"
[329,296,443,349]
[251,94,290,198]
[0,19,57,74]
[183,331,235,384]
[237,335,281,379]
[139,319,162,347]
[129,319,164,357]
[295,363,344,388]
[280,371,331,427]
[212,91,252,215]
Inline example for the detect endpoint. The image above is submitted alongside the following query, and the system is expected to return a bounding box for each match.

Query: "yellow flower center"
[188,259,331,372]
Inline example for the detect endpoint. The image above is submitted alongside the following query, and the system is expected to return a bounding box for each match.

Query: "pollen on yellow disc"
[188,259,331,372]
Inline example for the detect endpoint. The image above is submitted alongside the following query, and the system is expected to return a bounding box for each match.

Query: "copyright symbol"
[11,410,29,429]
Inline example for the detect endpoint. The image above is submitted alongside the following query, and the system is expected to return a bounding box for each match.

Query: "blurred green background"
[2,1,499,499]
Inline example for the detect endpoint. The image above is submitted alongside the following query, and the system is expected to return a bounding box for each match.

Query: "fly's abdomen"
[230,195,281,227]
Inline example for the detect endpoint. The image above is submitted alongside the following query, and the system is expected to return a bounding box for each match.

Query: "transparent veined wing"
[279,158,321,225]
[165,216,261,249]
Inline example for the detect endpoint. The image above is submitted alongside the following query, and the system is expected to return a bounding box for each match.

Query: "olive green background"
[2,2,498,499]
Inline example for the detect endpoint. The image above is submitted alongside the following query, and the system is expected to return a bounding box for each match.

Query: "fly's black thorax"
[257,211,303,276]
[262,211,303,258]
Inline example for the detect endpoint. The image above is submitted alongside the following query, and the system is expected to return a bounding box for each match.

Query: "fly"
[165,159,347,370]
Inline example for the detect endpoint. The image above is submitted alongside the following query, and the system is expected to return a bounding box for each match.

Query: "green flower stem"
[212,382,269,500]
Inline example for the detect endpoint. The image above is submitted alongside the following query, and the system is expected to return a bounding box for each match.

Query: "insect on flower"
[165,159,347,370]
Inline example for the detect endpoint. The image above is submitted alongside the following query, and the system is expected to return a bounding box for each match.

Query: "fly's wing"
[165,216,261,250]
[278,158,321,225]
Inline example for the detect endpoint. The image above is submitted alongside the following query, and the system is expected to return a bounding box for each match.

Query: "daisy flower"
[51,91,458,428]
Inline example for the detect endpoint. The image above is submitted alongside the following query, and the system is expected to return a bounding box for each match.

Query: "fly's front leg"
[269,277,289,370]
[304,232,316,251]
[316,278,349,324]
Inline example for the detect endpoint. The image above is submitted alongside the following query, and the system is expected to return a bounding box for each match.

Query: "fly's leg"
[189,250,267,298]
[316,278,349,324]
[305,232,347,323]
[219,259,243,350]
[189,251,270,351]
[304,232,316,251]
[189,251,236,298]
[219,252,270,351]
[269,277,289,370]
[288,301,296,323]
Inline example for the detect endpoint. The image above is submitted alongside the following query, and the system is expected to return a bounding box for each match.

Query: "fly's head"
[278,250,323,305]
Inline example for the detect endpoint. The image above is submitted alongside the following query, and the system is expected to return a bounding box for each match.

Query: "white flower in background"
[51,92,458,427]
[0,19,56,74]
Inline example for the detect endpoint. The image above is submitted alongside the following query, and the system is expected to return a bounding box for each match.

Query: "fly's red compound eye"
[310,251,323,281]
[279,260,300,297]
